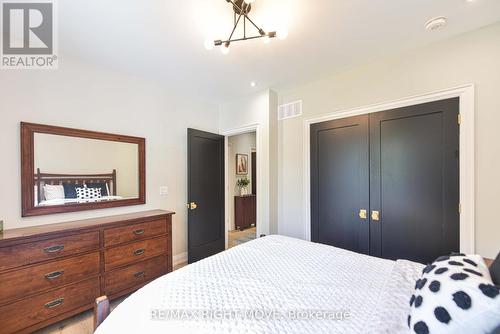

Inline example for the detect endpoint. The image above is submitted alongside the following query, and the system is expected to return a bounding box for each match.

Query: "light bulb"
[250,81,256,87]
[277,28,288,40]
[244,0,255,4]
[204,39,214,51]
[263,36,271,44]
[221,44,230,55]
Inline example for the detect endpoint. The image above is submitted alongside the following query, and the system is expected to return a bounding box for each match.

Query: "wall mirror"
[21,122,145,217]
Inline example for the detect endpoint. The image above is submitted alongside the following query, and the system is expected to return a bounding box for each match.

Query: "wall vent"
[278,100,302,120]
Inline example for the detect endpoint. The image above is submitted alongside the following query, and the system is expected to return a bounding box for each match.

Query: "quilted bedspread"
[96,235,424,334]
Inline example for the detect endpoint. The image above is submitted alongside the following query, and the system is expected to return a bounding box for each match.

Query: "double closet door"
[311,98,460,264]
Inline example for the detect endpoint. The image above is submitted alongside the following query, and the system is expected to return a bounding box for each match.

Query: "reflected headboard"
[35,168,117,201]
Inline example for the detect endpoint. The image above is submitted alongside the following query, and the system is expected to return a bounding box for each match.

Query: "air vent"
[278,100,302,120]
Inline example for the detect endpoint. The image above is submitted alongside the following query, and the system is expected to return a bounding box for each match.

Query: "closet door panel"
[370,98,460,264]
[311,115,370,254]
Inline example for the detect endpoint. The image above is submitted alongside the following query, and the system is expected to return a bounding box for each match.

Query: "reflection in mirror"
[33,133,139,207]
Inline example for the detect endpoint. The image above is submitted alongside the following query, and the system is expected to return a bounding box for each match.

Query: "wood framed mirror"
[21,122,146,217]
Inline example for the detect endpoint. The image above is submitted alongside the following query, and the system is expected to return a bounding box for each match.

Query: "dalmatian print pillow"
[408,253,500,334]
[76,186,102,200]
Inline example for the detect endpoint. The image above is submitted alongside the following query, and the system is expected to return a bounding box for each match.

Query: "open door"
[187,129,225,263]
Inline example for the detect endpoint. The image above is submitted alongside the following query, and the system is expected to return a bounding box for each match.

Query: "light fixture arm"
[227,4,245,44]
[215,0,276,47]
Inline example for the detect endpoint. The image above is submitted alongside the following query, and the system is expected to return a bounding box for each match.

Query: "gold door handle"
[371,211,380,221]
[359,209,367,219]
[187,202,198,210]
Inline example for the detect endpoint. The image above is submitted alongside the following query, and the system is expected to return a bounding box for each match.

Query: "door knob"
[359,209,367,219]
[371,210,380,221]
[187,202,198,210]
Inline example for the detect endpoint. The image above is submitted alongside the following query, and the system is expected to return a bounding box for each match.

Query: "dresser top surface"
[0,210,174,243]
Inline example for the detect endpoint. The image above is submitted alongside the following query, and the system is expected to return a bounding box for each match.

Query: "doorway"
[226,131,257,248]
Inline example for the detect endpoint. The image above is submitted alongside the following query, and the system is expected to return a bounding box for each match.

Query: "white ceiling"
[59,0,500,102]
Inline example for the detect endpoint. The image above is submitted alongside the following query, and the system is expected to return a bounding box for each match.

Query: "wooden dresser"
[0,210,174,334]
[234,195,256,231]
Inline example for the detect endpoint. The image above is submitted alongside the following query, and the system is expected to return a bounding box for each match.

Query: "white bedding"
[96,235,424,334]
[37,196,123,206]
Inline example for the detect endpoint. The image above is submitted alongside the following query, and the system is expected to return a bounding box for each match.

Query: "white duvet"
[96,235,423,334]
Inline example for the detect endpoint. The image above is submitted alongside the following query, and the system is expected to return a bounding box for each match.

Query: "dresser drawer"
[104,219,167,247]
[0,252,100,305]
[0,232,100,271]
[105,255,167,295]
[105,236,167,271]
[0,278,99,334]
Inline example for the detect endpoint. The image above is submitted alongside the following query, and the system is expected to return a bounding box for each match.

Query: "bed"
[95,235,425,334]
[34,168,122,206]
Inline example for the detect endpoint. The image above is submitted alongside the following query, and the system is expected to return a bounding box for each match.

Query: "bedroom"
[0,0,499,333]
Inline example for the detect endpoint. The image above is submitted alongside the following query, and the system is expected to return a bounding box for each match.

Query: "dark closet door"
[369,98,460,264]
[187,128,225,264]
[311,115,370,254]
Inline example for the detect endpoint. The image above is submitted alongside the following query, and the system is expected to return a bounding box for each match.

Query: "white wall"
[228,132,256,231]
[276,23,500,259]
[0,56,219,260]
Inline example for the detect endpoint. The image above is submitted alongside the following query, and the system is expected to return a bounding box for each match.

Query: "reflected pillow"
[76,187,101,200]
[43,184,64,201]
[63,183,78,199]
[85,183,108,197]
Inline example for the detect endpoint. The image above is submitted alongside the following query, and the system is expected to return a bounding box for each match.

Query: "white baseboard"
[173,252,188,266]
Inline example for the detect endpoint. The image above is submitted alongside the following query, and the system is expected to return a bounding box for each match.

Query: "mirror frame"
[21,122,146,217]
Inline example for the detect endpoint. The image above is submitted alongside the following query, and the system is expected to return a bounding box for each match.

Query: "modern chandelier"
[205,0,287,55]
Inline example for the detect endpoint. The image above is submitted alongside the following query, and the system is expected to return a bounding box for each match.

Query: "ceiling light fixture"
[206,0,283,54]
[250,81,256,87]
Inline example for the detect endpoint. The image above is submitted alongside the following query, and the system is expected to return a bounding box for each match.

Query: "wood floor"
[34,262,187,334]
[228,227,256,248]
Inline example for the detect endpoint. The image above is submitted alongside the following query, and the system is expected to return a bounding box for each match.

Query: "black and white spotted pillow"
[408,253,500,334]
[76,187,102,200]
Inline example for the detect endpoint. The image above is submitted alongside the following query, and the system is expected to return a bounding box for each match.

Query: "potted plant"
[236,177,250,196]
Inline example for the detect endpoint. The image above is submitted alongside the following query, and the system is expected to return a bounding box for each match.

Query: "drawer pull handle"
[43,244,64,254]
[45,270,65,280]
[134,271,146,279]
[133,229,145,235]
[134,248,145,256]
[44,298,64,309]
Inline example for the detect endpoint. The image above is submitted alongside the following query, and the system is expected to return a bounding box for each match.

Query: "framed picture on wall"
[236,154,248,175]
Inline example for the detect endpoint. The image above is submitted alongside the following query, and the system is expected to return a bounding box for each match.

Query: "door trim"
[303,84,475,254]
[221,124,262,249]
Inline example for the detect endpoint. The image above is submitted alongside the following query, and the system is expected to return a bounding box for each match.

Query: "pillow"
[84,183,108,196]
[408,254,500,334]
[76,187,101,200]
[63,183,78,199]
[490,253,500,286]
[43,184,65,200]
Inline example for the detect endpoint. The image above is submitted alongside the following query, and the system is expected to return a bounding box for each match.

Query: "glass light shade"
[277,28,288,40]
[221,44,230,55]
[204,39,214,50]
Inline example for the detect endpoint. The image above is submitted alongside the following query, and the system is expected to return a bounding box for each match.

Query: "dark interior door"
[188,129,225,264]
[370,98,460,264]
[310,115,370,254]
